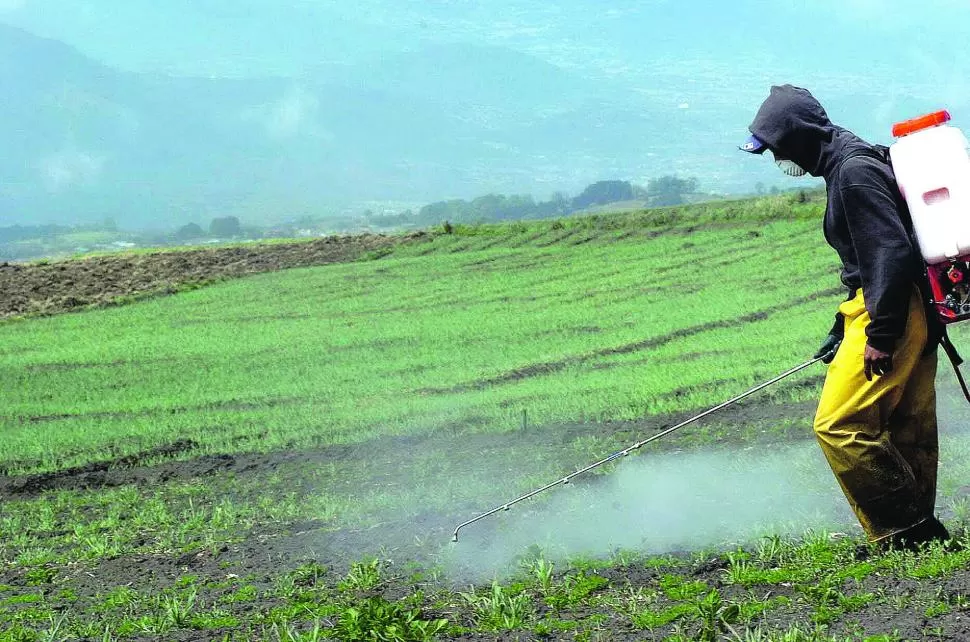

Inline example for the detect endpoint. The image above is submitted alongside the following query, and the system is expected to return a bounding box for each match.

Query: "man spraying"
[740,84,950,550]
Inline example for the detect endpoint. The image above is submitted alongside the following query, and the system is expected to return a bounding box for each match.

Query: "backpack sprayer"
[451,354,829,542]
[890,110,970,401]
[891,110,970,323]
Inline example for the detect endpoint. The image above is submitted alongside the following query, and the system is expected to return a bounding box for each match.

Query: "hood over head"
[748,84,869,178]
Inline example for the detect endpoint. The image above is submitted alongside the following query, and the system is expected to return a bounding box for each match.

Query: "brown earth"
[0,396,818,500]
[0,232,427,319]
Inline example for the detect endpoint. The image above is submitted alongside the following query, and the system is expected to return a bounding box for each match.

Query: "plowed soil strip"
[0,233,424,319]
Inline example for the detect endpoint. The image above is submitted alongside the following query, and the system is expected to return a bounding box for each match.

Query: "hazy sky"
[3,0,970,226]
[3,0,970,85]
[0,1,965,134]
[4,0,970,139]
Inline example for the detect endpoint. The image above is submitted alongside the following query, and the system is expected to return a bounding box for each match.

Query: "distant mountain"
[0,26,777,228]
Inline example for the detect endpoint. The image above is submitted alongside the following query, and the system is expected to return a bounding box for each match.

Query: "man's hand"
[864,345,893,381]
[814,334,842,364]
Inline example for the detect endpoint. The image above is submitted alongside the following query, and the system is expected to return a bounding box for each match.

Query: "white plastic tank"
[890,110,970,265]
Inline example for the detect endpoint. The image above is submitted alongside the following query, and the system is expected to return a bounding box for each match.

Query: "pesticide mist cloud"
[445,443,854,581]
[444,368,970,582]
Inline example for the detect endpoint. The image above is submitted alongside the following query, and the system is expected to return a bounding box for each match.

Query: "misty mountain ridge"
[4,22,949,229]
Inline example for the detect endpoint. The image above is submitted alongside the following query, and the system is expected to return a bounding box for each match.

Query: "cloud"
[242,87,331,141]
[0,0,26,11]
[268,89,316,138]
[38,149,106,192]
[810,0,970,29]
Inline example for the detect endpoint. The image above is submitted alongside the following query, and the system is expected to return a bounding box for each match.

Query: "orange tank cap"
[892,110,951,137]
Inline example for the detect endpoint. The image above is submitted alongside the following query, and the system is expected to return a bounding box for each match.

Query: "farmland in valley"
[4,191,970,640]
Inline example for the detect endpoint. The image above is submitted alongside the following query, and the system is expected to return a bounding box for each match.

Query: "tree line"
[367,176,700,228]
[1,175,701,253]
[173,216,242,241]
[0,218,117,243]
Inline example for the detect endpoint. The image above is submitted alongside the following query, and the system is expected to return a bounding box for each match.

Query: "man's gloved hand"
[814,334,842,364]
[863,345,893,381]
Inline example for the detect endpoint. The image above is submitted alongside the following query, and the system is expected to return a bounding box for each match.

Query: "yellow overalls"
[813,287,938,541]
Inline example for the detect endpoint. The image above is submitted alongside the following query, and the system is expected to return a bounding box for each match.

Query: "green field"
[2,195,837,473]
[4,192,970,640]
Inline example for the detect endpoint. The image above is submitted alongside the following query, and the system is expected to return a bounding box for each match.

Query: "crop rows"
[1,205,841,474]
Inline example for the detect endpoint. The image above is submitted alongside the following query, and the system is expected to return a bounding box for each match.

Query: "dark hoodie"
[748,84,926,353]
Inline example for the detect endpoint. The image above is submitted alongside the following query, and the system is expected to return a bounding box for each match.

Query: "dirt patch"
[0,441,368,498]
[0,232,428,320]
[0,439,199,493]
[0,394,817,501]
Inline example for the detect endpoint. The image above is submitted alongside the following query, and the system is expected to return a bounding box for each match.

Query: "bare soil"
[0,232,426,319]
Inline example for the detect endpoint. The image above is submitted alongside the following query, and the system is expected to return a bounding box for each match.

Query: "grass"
[1,194,839,474]
[6,533,966,639]
[4,190,970,638]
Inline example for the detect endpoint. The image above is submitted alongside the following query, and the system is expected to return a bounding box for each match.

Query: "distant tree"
[102,217,118,232]
[465,194,535,220]
[367,212,413,228]
[549,191,570,214]
[535,192,569,218]
[469,194,506,219]
[418,195,544,224]
[175,222,205,240]
[755,182,765,195]
[419,199,468,224]
[571,180,634,211]
[0,224,71,243]
[209,216,242,238]
[647,175,698,207]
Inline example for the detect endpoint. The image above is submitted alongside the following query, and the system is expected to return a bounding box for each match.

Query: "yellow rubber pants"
[813,288,938,542]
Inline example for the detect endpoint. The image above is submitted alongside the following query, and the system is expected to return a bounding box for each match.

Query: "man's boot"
[883,517,950,552]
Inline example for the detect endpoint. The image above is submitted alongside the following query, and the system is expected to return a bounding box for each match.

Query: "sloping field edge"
[0,232,419,320]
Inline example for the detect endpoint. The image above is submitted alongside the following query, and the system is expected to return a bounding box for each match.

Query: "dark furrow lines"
[417,287,844,394]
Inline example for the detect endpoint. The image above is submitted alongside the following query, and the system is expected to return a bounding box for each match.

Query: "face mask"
[775,159,807,178]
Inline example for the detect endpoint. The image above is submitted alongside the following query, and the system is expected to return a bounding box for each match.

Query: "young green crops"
[0,196,842,474]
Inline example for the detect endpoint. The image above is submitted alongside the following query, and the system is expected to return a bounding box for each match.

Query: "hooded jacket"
[748,85,926,353]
